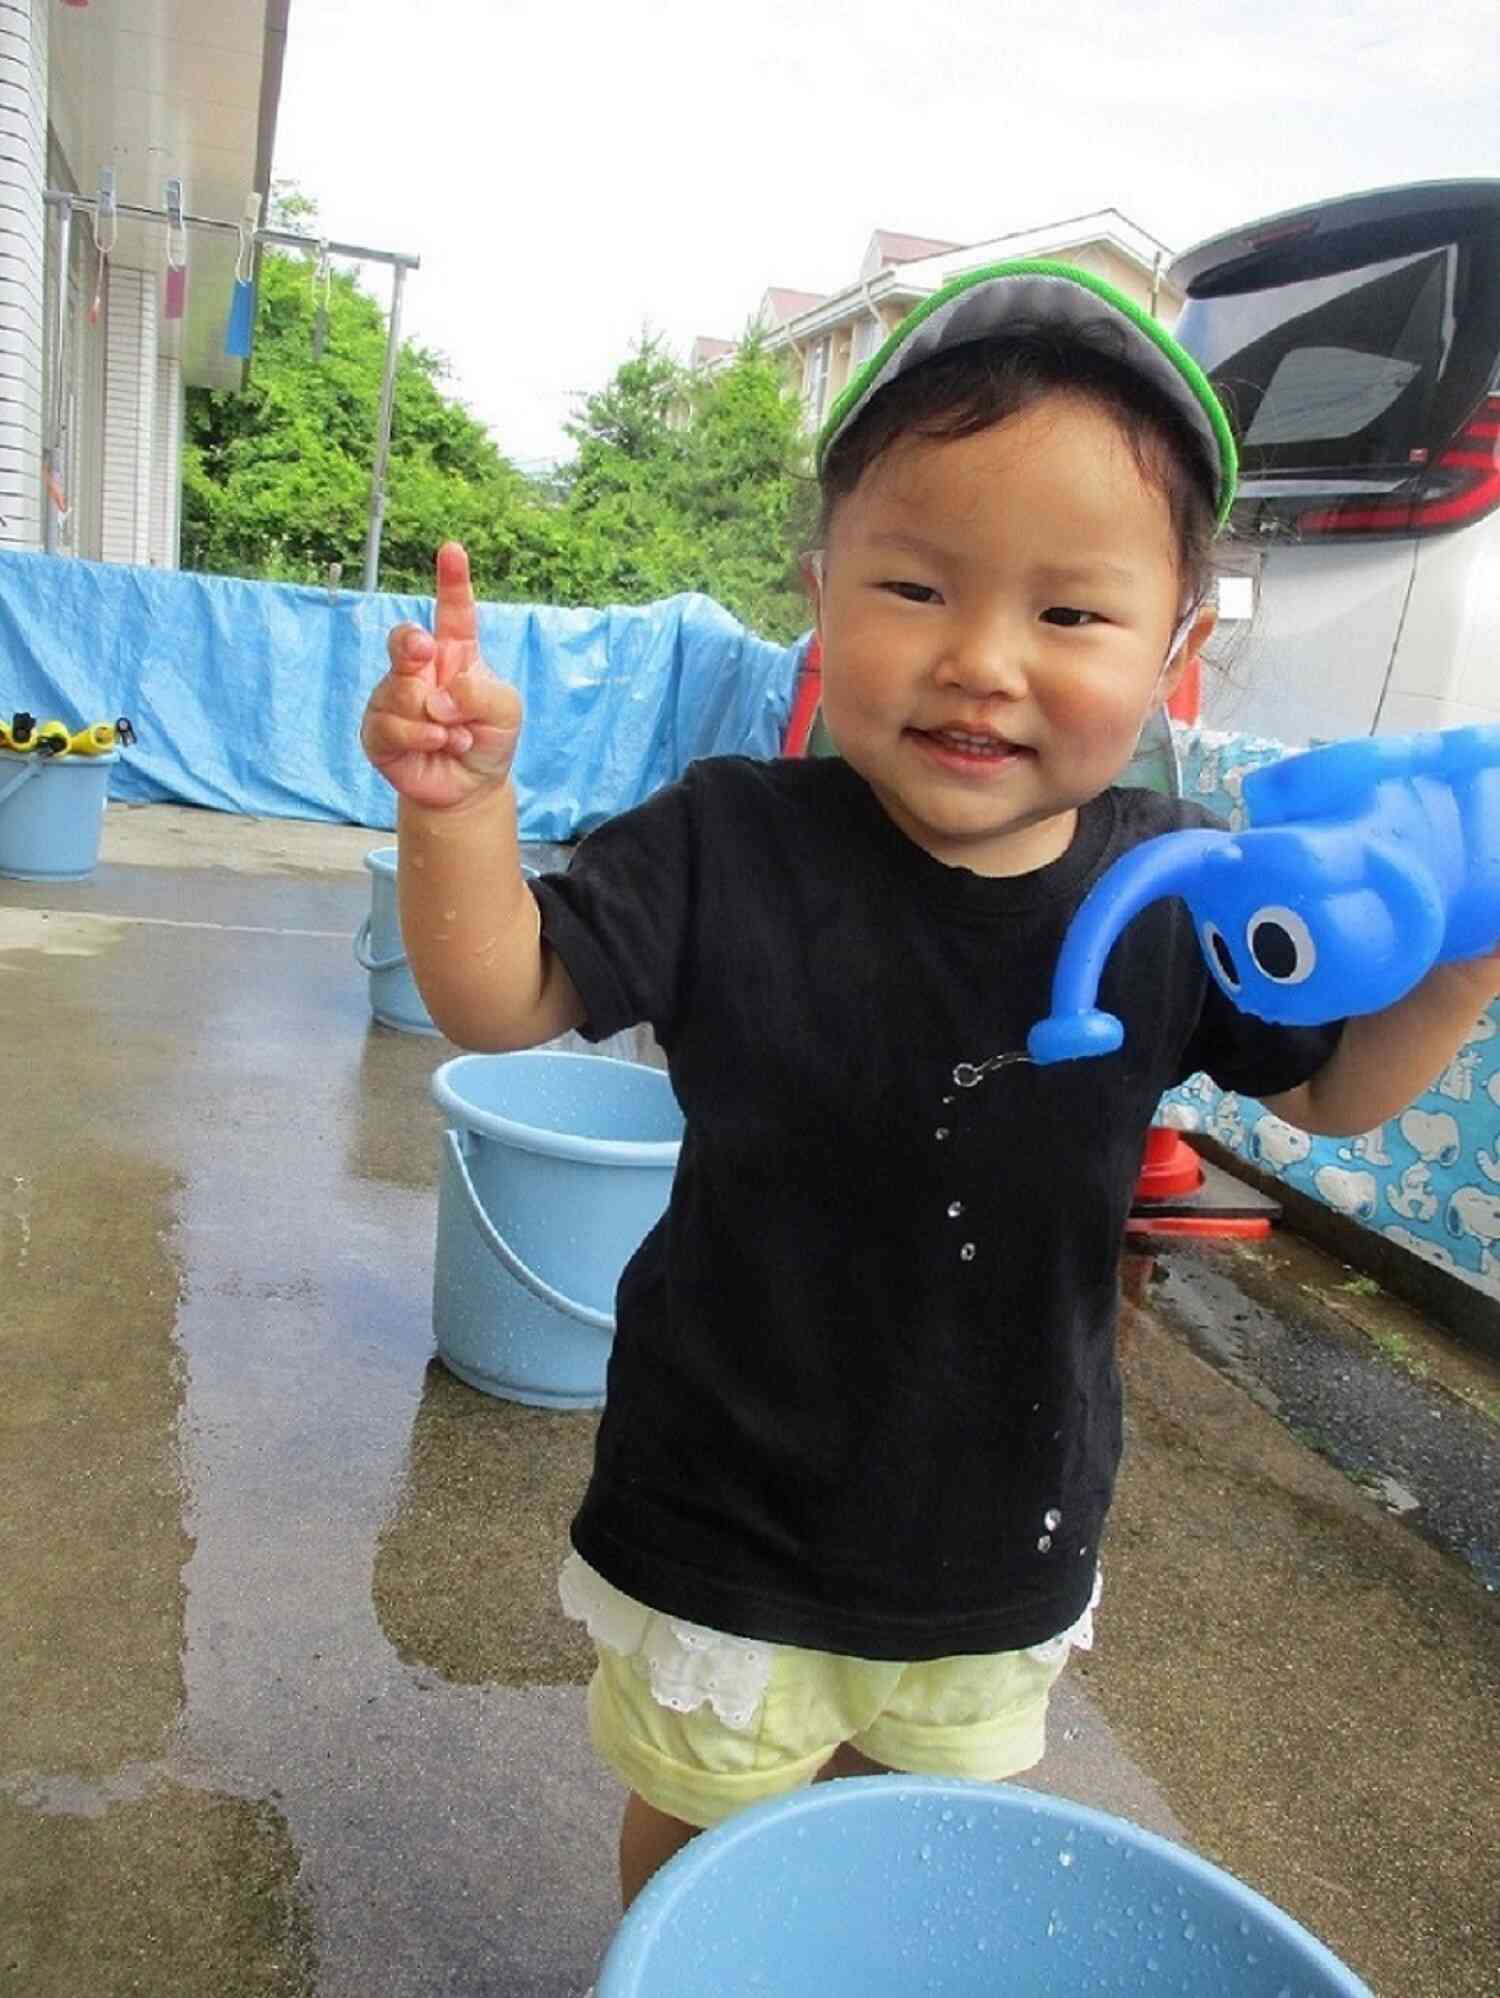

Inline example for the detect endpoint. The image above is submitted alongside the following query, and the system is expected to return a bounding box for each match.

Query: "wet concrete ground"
[2,803,1496,1997]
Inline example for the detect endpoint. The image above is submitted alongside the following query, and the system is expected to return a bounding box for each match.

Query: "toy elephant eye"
[1201,920,1240,990]
[1245,905,1316,984]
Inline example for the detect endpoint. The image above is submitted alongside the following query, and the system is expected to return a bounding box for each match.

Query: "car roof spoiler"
[1170,178,1500,297]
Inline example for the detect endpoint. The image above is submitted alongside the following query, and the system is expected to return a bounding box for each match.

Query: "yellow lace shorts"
[560,1555,1096,1828]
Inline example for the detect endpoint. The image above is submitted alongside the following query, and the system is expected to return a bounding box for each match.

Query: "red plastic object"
[1135,1125,1204,1199]
[1126,1214,1272,1240]
[1166,651,1200,722]
[782,635,822,757]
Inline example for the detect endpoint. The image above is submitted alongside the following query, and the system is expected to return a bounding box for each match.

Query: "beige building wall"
[795,300,905,424]
[1044,241,1180,319]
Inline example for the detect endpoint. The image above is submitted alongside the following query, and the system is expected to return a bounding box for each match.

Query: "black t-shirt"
[531,756,1341,1659]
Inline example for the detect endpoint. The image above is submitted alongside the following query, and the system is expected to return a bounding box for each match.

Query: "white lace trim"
[1025,1566,1102,1665]
[558,1554,773,1731]
[559,1554,1101,1724]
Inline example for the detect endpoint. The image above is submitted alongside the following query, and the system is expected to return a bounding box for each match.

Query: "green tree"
[184,226,812,637]
[559,330,810,637]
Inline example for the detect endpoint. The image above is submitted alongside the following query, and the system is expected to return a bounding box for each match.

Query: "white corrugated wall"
[100,267,157,566]
[0,0,47,551]
[150,353,181,568]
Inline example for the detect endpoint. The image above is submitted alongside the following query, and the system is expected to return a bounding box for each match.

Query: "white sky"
[272,0,1500,469]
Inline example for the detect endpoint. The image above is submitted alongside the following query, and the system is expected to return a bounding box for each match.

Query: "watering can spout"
[1028,829,1231,1063]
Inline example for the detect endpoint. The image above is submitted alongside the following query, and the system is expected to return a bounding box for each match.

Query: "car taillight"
[1298,394,1500,537]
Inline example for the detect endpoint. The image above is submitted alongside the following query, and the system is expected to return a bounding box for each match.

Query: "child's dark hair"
[816,323,1221,606]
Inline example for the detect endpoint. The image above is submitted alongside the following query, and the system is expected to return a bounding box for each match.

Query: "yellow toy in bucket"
[67,720,135,756]
[0,712,136,757]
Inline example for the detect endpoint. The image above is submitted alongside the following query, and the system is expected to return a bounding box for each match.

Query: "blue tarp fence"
[0,551,808,840]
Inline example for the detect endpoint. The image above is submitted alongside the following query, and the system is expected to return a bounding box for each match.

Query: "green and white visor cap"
[816,258,1238,531]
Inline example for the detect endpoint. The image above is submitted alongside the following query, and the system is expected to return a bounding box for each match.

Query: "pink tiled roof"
[870,230,964,269]
[763,287,828,323]
[690,336,736,367]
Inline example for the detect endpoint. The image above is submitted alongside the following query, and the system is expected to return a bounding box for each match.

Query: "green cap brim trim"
[816,258,1238,529]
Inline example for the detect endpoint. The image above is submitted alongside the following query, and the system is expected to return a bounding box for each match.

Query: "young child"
[361,262,1499,1913]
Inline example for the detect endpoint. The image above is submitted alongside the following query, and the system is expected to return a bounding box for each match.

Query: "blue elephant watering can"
[1027,724,1500,1064]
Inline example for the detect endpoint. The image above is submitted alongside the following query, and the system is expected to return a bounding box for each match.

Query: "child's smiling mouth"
[907,726,1033,775]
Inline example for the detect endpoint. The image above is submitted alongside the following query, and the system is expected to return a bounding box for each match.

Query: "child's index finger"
[433,541,478,645]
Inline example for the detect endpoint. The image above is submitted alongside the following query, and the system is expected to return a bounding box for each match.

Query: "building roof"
[860,229,964,278]
[760,287,829,325]
[689,335,736,369]
[766,210,1179,350]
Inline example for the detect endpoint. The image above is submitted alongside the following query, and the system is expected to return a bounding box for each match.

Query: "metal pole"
[43,190,420,274]
[362,259,407,592]
[42,199,73,554]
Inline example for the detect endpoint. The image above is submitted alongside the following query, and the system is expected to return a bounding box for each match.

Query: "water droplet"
[947,1200,964,1218]
[1037,1534,1053,1552]
[919,1842,932,1861]
[1078,1544,1089,1556]
[941,1094,955,1106]
[960,1242,977,1261]
[935,1127,950,1141]
[1058,1849,1074,1867]
[1044,1507,1062,1530]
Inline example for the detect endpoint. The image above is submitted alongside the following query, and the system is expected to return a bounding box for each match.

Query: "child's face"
[815,394,1211,877]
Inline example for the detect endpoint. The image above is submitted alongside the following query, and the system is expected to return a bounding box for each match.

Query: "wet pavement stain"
[1,1106,191,1776]
[1099,1291,1500,1998]
[1148,1238,1500,1591]
[374,1364,598,1686]
[0,1785,318,1995]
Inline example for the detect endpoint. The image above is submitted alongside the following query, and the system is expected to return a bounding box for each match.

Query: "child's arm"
[1261,953,1499,1137]
[360,542,585,1051]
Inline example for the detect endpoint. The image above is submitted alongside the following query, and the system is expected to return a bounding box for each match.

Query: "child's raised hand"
[361,542,522,812]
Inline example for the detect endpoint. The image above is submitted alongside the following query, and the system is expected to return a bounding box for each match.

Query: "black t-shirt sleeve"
[527,768,699,1046]
[1174,973,1345,1100]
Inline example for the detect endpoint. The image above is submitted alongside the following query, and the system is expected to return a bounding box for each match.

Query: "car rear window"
[1174,227,1500,481]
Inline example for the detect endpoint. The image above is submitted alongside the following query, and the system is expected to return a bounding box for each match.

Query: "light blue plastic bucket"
[0,748,118,881]
[355,846,438,1035]
[356,847,541,1035]
[597,1778,1372,1996]
[430,1050,682,1408]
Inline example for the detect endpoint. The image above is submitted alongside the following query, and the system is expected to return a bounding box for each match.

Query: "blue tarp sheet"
[0,552,807,839]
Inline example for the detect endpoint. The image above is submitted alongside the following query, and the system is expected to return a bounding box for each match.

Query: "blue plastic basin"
[597,1777,1372,1995]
